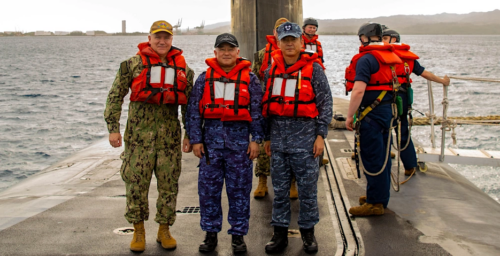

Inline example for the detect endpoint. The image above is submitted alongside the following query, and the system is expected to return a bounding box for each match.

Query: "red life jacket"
[344,42,402,94]
[302,34,323,62]
[130,42,188,105]
[392,43,419,85]
[260,35,279,79]
[199,58,253,122]
[262,50,320,118]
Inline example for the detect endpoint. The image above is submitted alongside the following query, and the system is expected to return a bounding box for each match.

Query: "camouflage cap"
[274,18,289,29]
[150,20,173,35]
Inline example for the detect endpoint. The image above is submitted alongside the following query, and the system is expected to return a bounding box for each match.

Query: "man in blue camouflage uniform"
[186,33,264,253]
[263,22,332,254]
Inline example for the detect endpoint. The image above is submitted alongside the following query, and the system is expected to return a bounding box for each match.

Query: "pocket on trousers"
[119,151,132,183]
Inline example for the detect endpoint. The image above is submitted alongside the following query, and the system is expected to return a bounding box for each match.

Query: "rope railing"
[448,76,500,83]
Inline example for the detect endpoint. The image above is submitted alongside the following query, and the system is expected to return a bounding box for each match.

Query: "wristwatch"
[254,138,263,144]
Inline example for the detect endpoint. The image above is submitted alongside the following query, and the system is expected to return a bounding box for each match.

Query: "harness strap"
[234,70,242,115]
[358,91,387,121]
[208,69,215,112]
[270,73,311,81]
[172,58,178,105]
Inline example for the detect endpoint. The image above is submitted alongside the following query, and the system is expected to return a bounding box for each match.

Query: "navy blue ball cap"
[276,22,302,41]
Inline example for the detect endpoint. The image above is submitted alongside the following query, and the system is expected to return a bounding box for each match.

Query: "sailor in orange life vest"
[344,23,402,217]
[302,18,324,64]
[251,17,301,200]
[262,22,332,253]
[186,33,264,253]
[382,28,450,176]
[104,20,194,252]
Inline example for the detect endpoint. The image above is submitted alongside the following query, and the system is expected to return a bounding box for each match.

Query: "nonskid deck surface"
[0,147,337,255]
[0,97,499,255]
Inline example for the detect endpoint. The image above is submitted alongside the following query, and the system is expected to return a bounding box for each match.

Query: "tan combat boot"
[405,168,416,176]
[157,224,177,250]
[290,177,298,200]
[359,196,367,205]
[322,158,329,165]
[130,221,146,252]
[254,175,268,198]
[349,203,384,216]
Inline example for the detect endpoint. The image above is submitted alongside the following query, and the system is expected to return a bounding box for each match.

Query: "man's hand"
[109,133,122,148]
[346,116,354,131]
[442,75,450,86]
[264,141,271,156]
[247,141,259,160]
[182,138,193,153]
[313,135,324,158]
[192,143,204,159]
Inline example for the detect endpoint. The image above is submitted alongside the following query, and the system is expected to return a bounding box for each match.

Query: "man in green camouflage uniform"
[250,18,301,200]
[104,20,194,252]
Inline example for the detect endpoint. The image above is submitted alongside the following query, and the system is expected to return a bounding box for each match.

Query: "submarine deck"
[0,98,499,256]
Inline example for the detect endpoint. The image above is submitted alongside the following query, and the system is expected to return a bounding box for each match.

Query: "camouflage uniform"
[187,72,264,235]
[264,62,332,229]
[104,52,194,225]
[251,47,271,177]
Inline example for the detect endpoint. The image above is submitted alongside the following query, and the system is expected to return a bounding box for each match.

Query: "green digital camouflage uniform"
[252,47,271,177]
[104,54,194,225]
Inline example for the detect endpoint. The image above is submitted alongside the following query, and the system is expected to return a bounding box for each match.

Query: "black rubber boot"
[231,235,247,253]
[199,232,218,252]
[300,227,318,253]
[265,226,288,253]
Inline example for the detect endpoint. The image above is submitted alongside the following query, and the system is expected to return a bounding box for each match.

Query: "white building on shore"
[35,31,52,36]
[54,31,69,36]
[86,31,95,36]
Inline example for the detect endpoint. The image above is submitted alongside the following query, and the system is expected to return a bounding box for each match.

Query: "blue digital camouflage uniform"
[186,72,264,235]
[264,62,332,229]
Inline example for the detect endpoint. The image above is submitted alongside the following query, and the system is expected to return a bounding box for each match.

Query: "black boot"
[300,227,318,253]
[199,232,218,252]
[231,235,247,253]
[265,226,288,253]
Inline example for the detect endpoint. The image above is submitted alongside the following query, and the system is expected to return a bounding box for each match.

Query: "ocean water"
[0,35,499,202]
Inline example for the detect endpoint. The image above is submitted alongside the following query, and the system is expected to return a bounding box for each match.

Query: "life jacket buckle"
[285,100,290,105]
[282,73,290,79]
[220,77,230,83]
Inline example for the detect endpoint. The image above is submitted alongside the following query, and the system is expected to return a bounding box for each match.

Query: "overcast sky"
[1,0,498,32]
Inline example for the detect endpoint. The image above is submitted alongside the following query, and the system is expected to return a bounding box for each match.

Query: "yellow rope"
[413,115,500,126]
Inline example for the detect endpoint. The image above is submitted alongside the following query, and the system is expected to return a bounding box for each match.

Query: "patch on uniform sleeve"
[120,61,129,76]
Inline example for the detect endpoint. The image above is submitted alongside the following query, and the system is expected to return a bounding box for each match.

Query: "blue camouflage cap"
[276,22,302,41]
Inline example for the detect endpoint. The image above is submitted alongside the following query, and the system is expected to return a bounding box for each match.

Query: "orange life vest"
[302,34,323,62]
[392,44,419,85]
[199,58,253,122]
[260,35,279,79]
[262,50,319,118]
[344,43,402,94]
[130,42,188,105]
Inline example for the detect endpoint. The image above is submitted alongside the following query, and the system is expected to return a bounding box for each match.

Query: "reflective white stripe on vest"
[150,66,162,84]
[149,67,176,85]
[272,78,297,97]
[214,81,236,100]
[306,44,317,52]
[165,68,175,85]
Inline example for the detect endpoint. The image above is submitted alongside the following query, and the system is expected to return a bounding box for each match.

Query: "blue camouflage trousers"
[198,148,253,235]
[270,151,319,229]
